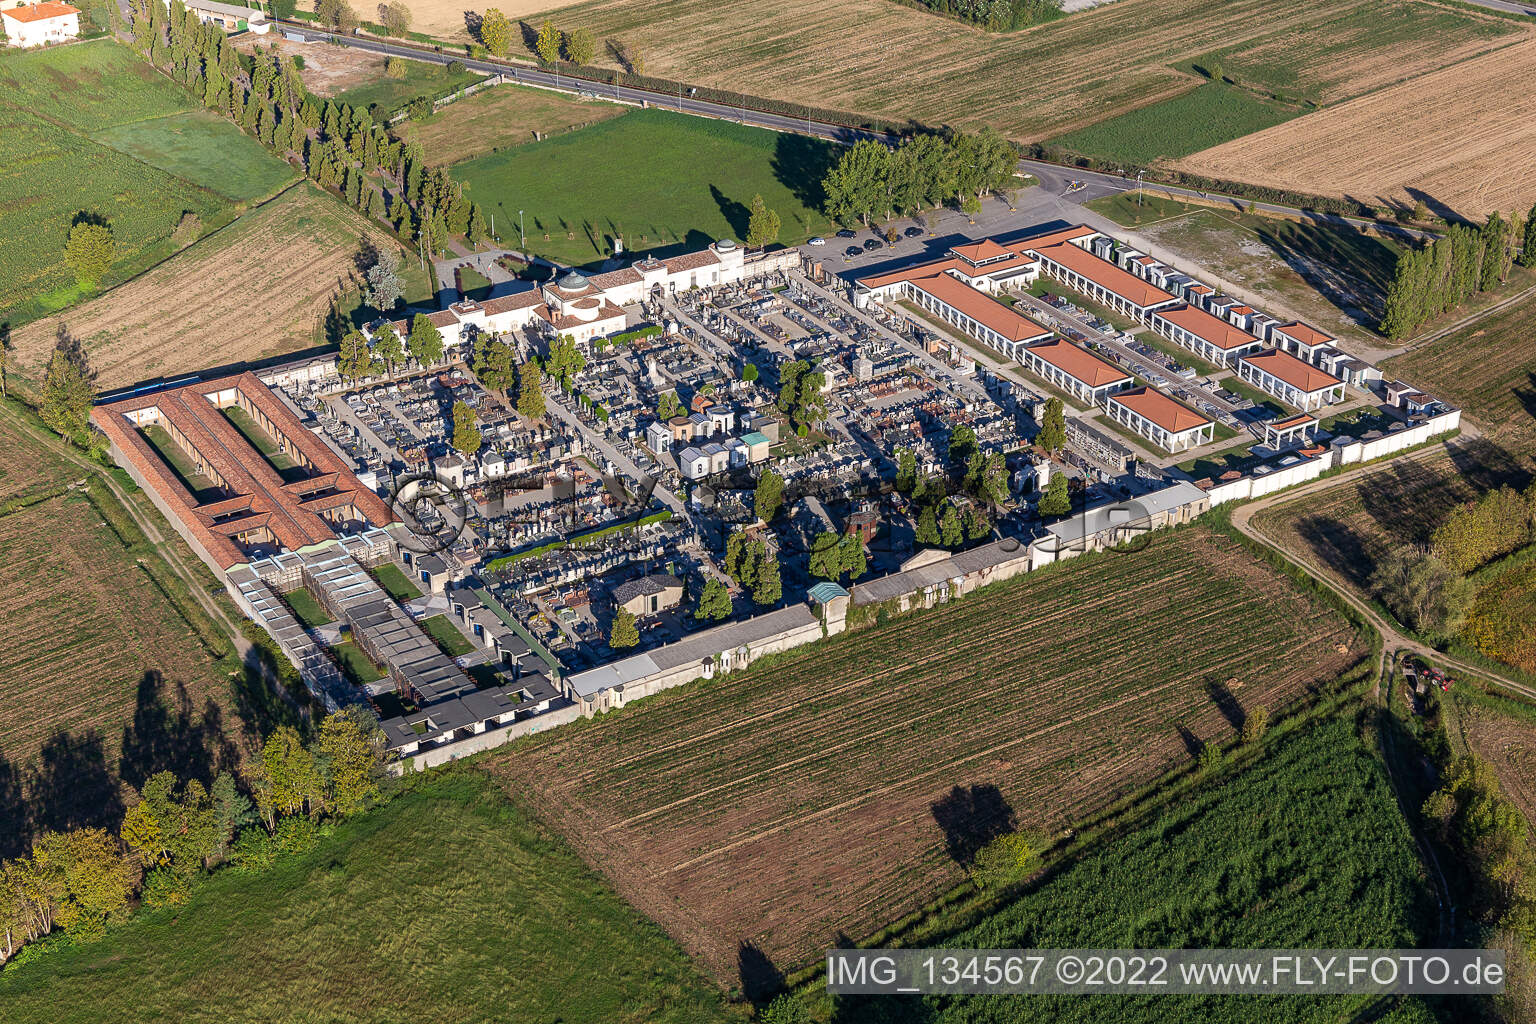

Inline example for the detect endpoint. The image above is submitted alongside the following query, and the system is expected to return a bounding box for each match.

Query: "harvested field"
[1177,33,1536,220]
[486,526,1369,982]
[538,0,1517,142]
[0,409,242,852]
[394,0,566,42]
[1458,695,1536,827]
[10,185,402,389]
[1384,288,1536,453]
[395,82,626,165]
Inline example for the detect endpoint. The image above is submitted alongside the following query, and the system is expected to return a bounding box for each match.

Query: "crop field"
[1384,289,1536,453]
[394,0,567,42]
[0,406,238,846]
[0,771,739,1024]
[1046,82,1299,164]
[539,0,1516,142]
[0,40,296,327]
[487,527,1368,982]
[837,717,1430,1024]
[9,185,405,389]
[1456,692,1536,828]
[396,82,626,165]
[453,108,838,266]
[1252,446,1533,601]
[1177,33,1536,220]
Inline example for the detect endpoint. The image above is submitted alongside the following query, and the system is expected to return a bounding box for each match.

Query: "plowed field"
[487,526,1368,982]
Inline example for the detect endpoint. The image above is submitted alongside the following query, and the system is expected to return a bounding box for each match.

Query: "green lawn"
[1046,81,1300,164]
[282,588,332,629]
[833,717,1432,1023]
[372,562,422,601]
[453,108,839,267]
[223,405,306,481]
[1084,191,1204,228]
[334,60,481,118]
[139,425,223,503]
[0,771,739,1024]
[331,640,383,685]
[0,40,296,326]
[1178,440,1257,479]
[455,264,494,300]
[420,613,475,658]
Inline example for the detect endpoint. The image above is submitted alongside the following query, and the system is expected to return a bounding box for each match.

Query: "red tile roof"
[950,238,1011,264]
[1273,321,1334,348]
[1240,349,1343,393]
[1270,413,1319,431]
[907,273,1052,343]
[92,372,395,569]
[1109,387,1210,434]
[1153,304,1260,350]
[1025,240,1176,310]
[3,1,79,21]
[1025,338,1132,389]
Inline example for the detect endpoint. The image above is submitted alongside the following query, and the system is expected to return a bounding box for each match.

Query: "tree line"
[0,709,388,964]
[128,0,488,263]
[822,129,1019,227]
[1378,207,1533,339]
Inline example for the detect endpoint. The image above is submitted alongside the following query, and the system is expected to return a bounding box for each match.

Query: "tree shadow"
[463,10,482,38]
[1404,187,1471,228]
[25,729,123,836]
[771,132,837,214]
[710,185,751,241]
[233,645,307,746]
[1293,514,1375,591]
[1175,722,1202,758]
[1514,372,1536,436]
[930,783,1014,869]
[118,670,223,792]
[1205,679,1244,732]
[0,749,26,860]
[1444,436,1532,495]
[1249,217,1401,327]
[738,940,787,1005]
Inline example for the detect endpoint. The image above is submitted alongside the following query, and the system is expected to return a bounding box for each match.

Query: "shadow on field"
[1294,515,1375,591]
[771,133,837,214]
[710,185,751,242]
[1446,437,1532,495]
[119,670,241,792]
[738,940,787,1005]
[1252,217,1400,326]
[1205,679,1245,732]
[24,728,123,839]
[930,783,1015,869]
[0,750,25,860]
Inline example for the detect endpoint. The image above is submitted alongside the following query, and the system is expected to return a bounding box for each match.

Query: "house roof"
[950,238,1011,264]
[1241,349,1344,393]
[1274,321,1335,347]
[1024,338,1132,389]
[1270,413,1319,431]
[3,1,80,21]
[611,573,681,604]
[1153,304,1260,350]
[1109,386,1210,434]
[908,272,1053,343]
[1023,239,1176,310]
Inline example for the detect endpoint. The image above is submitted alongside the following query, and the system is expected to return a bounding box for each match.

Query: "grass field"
[1112,203,1408,344]
[453,108,838,266]
[9,185,419,389]
[825,716,1430,1024]
[1177,32,1536,219]
[487,526,1368,983]
[283,588,332,630]
[372,562,422,601]
[395,82,626,165]
[222,405,304,481]
[1383,288,1536,454]
[420,613,475,657]
[540,0,1517,144]
[332,640,384,685]
[332,60,481,116]
[0,40,296,327]
[0,402,241,852]
[1456,688,1536,829]
[0,770,741,1024]
[1047,81,1299,164]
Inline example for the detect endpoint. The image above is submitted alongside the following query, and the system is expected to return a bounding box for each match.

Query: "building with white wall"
[1148,304,1264,367]
[1020,338,1133,406]
[1106,386,1214,452]
[1237,349,1346,411]
[2,1,79,45]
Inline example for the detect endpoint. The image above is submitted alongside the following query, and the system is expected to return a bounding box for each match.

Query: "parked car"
[836,228,857,239]
[807,236,825,246]
[862,238,881,251]
[904,226,924,238]
[845,246,861,257]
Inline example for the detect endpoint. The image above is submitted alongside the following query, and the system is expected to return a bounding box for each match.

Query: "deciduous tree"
[64,220,116,287]
[1038,474,1071,518]
[564,25,594,65]
[754,469,784,523]
[694,576,732,621]
[534,18,560,64]
[478,7,511,56]
[751,548,781,606]
[609,607,639,648]
[746,194,780,249]
[371,322,403,375]
[450,399,482,456]
[407,312,444,366]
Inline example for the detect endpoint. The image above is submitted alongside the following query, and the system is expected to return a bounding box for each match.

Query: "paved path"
[543,394,685,513]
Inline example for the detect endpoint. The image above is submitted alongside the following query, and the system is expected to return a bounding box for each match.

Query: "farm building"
[1237,349,1346,411]
[612,573,684,617]
[1020,338,1133,406]
[2,1,79,46]
[1148,304,1264,367]
[1105,386,1214,452]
